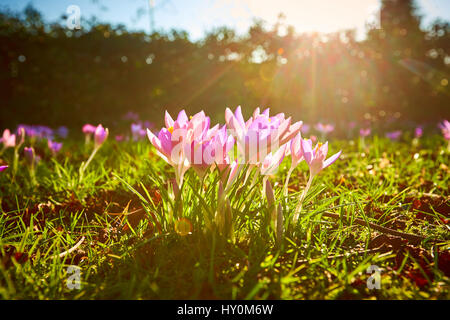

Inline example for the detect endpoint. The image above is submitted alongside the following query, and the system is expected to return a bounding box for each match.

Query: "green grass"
[0,135,449,299]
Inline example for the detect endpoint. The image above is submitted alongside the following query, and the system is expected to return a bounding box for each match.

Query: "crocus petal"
[164,111,174,129]
[0,165,8,172]
[323,150,342,169]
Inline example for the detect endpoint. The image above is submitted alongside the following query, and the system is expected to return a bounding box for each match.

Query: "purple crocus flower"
[0,165,8,172]
[48,140,63,155]
[359,128,371,137]
[56,126,69,139]
[415,126,423,139]
[300,123,310,134]
[131,123,143,141]
[386,130,402,141]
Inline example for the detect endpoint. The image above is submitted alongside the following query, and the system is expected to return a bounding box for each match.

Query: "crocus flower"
[414,126,423,139]
[439,120,450,140]
[386,130,402,141]
[83,124,96,135]
[0,165,8,172]
[359,128,371,137]
[315,123,335,134]
[302,139,342,177]
[1,129,16,148]
[147,110,191,186]
[225,106,302,165]
[94,125,109,148]
[115,135,125,142]
[48,140,63,155]
[56,126,69,139]
[300,124,310,134]
[131,123,143,141]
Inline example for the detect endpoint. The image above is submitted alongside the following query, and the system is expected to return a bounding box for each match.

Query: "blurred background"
[0,0,449,135]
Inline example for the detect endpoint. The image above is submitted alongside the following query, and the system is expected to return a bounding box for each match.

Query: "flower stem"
[293,173,314,224]
[283,166,294,197]
[79,146,99,182]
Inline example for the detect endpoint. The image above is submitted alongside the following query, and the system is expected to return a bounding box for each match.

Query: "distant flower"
[1,129,16,148]
[82,124,96,135]
[123,111,140,122]
[310,135,317,143]
[56,126,69,139]
[439,120,450,140]
[414,126,423,139]
[359,128,371,137]
[315,123,335,134]
[0,165,8,172]
[300,124,310,134]
[348,121,357,129]
[386,130,402,141]
[48,140,63,155]
[94,125,109,148]
[115,135,125,142]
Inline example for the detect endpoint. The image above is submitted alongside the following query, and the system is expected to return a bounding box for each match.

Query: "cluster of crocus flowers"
[147,107,341,231]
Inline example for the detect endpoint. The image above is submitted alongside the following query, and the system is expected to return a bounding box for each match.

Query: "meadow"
[0,113,449,300]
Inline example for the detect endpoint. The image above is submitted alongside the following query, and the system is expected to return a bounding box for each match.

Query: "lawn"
[0,122,449,300]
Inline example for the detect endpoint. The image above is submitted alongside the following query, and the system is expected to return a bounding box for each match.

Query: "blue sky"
[1,0,449,40]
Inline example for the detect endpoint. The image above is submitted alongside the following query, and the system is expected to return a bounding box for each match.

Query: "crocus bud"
[24,147,35,166]
[94,125,109,148]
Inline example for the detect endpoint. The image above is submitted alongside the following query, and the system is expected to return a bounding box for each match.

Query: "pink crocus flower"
[300,124,310,134]
[0,165,8,172]
[94,125,109,148]
[415,126,423,139]
[147,110,191,186]
[1,129,16,148]
[386,130,402,141]
[302,139,342,177]
[82,124,96,134]
[439,120,450,140]
[225,106,302,165]
[315,123,335,134]
[48,140,63,155]
[359,128,371,137]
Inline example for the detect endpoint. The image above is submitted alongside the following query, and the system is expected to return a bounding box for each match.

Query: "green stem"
[79,146,99,182]
[283,166,294,197]
[293,173,314,224]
